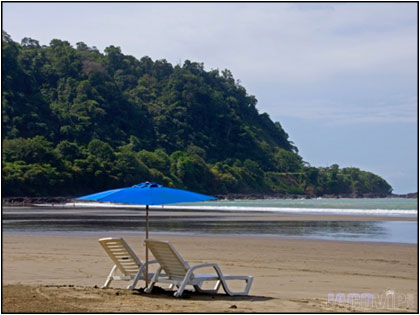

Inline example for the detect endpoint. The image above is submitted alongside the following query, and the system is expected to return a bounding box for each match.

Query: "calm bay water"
[2,198,418,244]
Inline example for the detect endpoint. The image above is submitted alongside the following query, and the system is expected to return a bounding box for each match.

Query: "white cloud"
[3,2,417,124]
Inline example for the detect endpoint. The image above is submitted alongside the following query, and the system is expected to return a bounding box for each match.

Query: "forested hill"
[2,32,392,197]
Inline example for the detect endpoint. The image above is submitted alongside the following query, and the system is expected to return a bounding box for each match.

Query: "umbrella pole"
[145,205,149,288]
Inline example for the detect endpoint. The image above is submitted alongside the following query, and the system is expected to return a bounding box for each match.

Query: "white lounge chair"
[144,239,253,297]
[98,237,158,289]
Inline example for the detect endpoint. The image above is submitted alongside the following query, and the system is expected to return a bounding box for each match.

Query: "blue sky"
[3,2,418,193]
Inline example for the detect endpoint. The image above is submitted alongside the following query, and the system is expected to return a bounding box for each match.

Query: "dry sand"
[2,233,418,313]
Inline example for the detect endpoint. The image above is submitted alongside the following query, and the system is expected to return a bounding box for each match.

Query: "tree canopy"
[2,32,392,197]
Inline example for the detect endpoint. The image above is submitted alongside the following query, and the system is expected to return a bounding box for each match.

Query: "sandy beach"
[2,232,418,313]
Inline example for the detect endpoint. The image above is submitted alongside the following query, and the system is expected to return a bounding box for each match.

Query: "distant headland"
[2,32,394,198]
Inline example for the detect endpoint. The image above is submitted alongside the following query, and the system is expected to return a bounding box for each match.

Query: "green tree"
[1,33,393,197]
[87,139,115,161]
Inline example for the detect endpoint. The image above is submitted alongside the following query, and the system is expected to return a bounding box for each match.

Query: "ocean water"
[175,198,418,217]
[2,198,418,244]
[70,197,417,217]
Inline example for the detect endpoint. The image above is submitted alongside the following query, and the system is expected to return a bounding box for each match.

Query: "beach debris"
[229,305,238,309]
[115,291,120,296]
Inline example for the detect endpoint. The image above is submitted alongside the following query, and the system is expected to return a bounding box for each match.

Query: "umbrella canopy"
[76,181,217,205]
[76,181,217,288]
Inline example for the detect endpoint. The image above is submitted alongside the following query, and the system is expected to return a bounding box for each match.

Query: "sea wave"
[59,202,418,218]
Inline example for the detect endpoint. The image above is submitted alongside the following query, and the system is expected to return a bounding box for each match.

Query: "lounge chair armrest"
[147,260,159,265]
[189,263,219,272]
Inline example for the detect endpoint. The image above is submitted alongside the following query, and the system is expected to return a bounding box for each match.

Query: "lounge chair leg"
[102,265,117,288]
[213,280,222,292]
[208,265,254,296]
[173,280,188,297]
[128,263,147,289]
[193,280,220,295]
[145,267,162,294]
[221,276,254,296]
[128,271,142,289]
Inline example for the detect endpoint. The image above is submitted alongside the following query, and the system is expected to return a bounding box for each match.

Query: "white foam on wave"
[168,205,417,217]
[61,202,418,218]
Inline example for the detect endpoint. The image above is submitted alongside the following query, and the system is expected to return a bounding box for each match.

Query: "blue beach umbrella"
[76,181,217,286]
[77,181,217,206]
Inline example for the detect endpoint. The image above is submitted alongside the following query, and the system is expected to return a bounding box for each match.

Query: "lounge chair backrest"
[145,239,190,280]
[99,237,142,275]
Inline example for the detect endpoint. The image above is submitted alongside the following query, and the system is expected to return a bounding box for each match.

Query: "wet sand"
[2,233,418,312]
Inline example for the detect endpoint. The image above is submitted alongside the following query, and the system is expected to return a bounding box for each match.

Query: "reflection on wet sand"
[2,207,417,244]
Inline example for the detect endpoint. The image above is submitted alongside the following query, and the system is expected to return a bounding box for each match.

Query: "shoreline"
[3,205,417,221]
[2,192,418,206]
[2,233,418,312]
[3,206,417,245]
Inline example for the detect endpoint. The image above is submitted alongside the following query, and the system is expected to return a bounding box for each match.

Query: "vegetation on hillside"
[2,32,392,197]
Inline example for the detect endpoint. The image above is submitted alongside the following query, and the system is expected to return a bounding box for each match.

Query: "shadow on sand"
[132,286,273,302]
